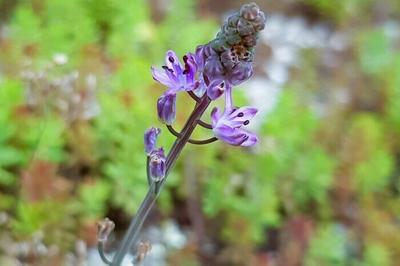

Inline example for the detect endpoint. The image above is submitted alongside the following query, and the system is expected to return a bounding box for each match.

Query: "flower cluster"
[151,3,266,147]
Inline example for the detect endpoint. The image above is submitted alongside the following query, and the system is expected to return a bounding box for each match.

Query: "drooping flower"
[152,50,199,124]
[157,92,176,125]
[149,148,166,182]
[144,127,161,155]
[211,84,258,146]
[144,127,166,182]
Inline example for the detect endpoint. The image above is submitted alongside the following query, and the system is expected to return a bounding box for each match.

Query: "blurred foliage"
[0,0,399,265]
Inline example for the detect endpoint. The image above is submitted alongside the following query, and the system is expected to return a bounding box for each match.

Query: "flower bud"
[157,93,176,125]
[149,148,166,182]
[144,127,161,155]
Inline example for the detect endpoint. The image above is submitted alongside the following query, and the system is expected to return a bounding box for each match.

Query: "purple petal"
[184,53,197,85]
[226,62,253,86]
[157,92,176,125]
[211,107,222,128]
[165,50,183,75]
[149,148,166,182]
[207,81,225,100]
[151,67,175,88]
[204,54,225,82]
[225,106,258,127]
[213,125,258,147]
[144,127,161,155]
[195,44,214,70]
[238,129,258,146]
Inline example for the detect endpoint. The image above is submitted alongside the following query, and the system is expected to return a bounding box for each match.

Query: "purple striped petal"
[207,81,225,100]
[157,92,176,125]
[151,67,175,88]
[144,127,161,155]
[213,124,258,146]
[149,148,166,182]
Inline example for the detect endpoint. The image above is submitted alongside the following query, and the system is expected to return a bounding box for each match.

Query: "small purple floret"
[149,148,166,182]
[144,127,161,155]
[157,92,176,125]
[151,50,198,93]
[211,106,258,147]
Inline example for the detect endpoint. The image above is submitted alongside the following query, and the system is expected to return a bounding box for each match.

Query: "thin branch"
[198,120,213,129]
[146,156,151,186]
[166,125,180,138]
[166,125,217,145]
[98,242,112,265]
[110,96,212,266]
[187,91,200,102]
[188,137,218,145]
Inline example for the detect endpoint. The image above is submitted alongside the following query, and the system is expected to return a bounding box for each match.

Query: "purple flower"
[194,44,253,100]
[151,50,199,93]
[207,81,226,100]
[152,50,199,124]
[157,92,176,125]
[149,148,166,182]
[211,84,258,146]
[211,107,258,146]
[144,127,161,155]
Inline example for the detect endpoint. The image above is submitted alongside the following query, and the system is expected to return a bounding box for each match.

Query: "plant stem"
[110,95,211,266]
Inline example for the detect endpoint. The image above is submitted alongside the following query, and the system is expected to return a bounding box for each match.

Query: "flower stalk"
[109,95,211,266]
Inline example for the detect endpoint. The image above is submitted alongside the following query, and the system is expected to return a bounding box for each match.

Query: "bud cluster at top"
[151,2,266,147]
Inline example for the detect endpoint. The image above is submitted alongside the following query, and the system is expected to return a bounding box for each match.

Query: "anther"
[237,112,244,117]
[162,66,174,73]
[183,69,188,74]
[243,120,249,125]
[183,55,188,63]
[168,56,175,63]
[220,82,225,88]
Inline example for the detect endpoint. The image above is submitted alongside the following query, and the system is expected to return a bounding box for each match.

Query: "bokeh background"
[0,0,400,265]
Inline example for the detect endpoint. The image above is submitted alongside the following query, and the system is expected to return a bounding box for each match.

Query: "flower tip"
[144,127,161,155]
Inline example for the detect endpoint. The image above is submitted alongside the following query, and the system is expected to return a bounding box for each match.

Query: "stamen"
[243,120,249,125]
[162,66,174,73]
[229,108,238,115]
[168,56,175,63]
[238,112,244,117]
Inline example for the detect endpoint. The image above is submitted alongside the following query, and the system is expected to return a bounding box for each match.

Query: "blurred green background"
[0,0,399,265]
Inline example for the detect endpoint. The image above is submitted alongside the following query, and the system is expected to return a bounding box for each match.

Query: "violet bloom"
[211,84,258,146]
[144,127,166,182]
[157,92,176,125]
[149,148,166,182]
[152,50,199,124]
[144,127,161,155]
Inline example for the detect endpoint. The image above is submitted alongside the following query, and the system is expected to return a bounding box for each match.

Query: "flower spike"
[102,4,266,265]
